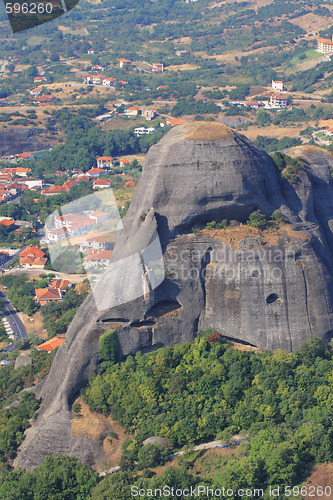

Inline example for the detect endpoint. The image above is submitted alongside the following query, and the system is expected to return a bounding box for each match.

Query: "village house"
[20,246,47,269]
[124,106,139,116]
[93,179,112,189]
[0,251,9,266]
[317,36,333,54]
[89,211,109,223]
[272,80,283,92]
[5,183,23,196]
[245,101,264,109]
[118,58,133,69]
[97,156,113,168]
[46,227,67,242]
[1,167,32,176]
[86,167,107,178]
[143,109,156,121]
[14,153,35,161]
[52,213,95,238]
[41,185,66,196]
[50,279,71,291]
[152,63,164,73]
[83,74,94,84]
[0,174,13,184]
[324,127,333,136]
[120,158,131,168]
[36,337,65,352]
[175,50,190,57]
[16,178,43,190]
[134,127,155,136]
[84,250,113,269]
[270,95,288,108]
[102,77,116,87]
[79,235,111,253]
[34,76,46,84]
[91,65,105,71]
[30,88,43,97]
[0,218,16,230]
[124,180,135,188]
[33,95,55,105]
[160,118,188,127]
[62,179,78,192]
[35,288,63,306]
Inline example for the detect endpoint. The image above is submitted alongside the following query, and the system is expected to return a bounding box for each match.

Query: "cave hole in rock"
[266,293,280,304]
[145,300,182,318]
[130,320,156,328]
[100,318,130,323]
[220,334,258,349]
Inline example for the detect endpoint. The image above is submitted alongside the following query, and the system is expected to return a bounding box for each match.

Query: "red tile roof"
[85,250,112,261]
[41,185,65,195]
[87,168,106,175]
[50,279,70,290]
[0,219,15,227]
[90,211,108,217]
[167,118,188,126]
[36,337,65,351]
[21,245,45,258]
[93,179,112,186]
[317,38,333,45]
[21,256,47,266]
[36,287,62,301]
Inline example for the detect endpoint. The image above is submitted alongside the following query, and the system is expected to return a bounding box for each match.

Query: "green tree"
[99,329,120,364]
[246,210,267,230]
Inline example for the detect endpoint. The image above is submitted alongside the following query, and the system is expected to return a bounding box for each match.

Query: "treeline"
[29,108,168,177]
[254,135,302,153]
[172,98,219,117]
[80,335,333,495]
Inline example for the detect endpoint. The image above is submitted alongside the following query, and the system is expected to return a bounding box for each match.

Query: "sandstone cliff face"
[14,123,333,470]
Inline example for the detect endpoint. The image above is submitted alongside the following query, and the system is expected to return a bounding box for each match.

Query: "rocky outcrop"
[0,128,50,155]
[14,123,333,470]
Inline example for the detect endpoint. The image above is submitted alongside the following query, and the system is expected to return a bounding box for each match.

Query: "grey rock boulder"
[14,124,333,470]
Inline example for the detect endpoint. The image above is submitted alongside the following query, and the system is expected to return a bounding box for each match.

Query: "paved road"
[0,291,27,352]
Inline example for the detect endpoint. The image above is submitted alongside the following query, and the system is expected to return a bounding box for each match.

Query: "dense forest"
[0,335,332,498]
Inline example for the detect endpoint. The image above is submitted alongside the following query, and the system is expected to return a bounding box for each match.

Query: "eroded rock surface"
[14,123,333,469]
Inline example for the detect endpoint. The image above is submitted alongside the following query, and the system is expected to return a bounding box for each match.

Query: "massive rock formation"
[14,123,333,470]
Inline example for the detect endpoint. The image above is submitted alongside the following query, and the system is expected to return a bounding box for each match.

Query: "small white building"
[93,179,112,189]
[89,211,109,223]
[79,235,111,253]
[16,178,43,190]
[134,127,155,136]
[97,157,113,168]
[272,80,283,92]
[84,250,112,269]
[102,77,116,87]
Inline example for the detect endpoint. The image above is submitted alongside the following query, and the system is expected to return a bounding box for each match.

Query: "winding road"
[1,291,27,352]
